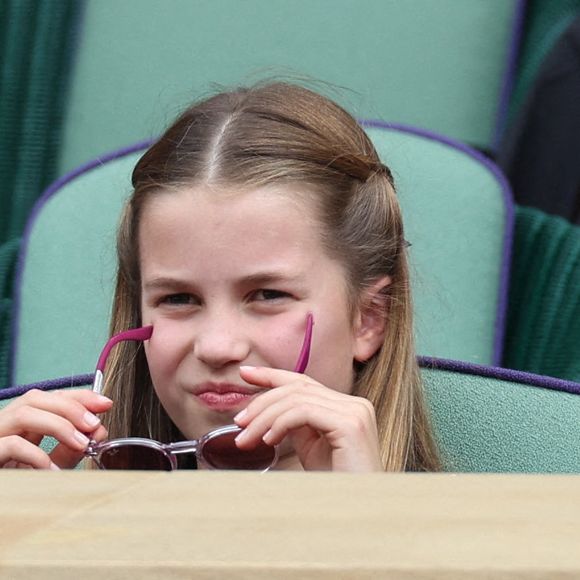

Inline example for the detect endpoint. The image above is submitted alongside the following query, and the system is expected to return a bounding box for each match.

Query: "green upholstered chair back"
[504,206,580,382]
[423,360,580,473]
[9,124,512,386]
[508,0,580,123]
[2,361,579,473]
[58,0,523,177]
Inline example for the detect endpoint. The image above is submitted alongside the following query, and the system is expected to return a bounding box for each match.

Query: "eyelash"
[159,293,196,306]
[251,289,292,302]
[157,289,292,307]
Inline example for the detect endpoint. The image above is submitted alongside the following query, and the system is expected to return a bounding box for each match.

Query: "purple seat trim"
[8,141,153,385]
[360,120,514,367]
[419,356,580,396]
[493,0,528,150]
[0,374,94,400]
[9,121,514,383]
[2,357,579,402]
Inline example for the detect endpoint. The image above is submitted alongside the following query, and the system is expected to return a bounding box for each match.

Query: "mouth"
[192,383,260,412]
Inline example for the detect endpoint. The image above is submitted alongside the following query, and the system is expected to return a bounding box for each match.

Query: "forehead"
[138,184,331,277]
[141,182,319,233]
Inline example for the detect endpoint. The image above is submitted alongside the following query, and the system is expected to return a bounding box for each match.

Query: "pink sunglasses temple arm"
[92,313,311,394]
[293,313,314,374]
[92,326,154,395]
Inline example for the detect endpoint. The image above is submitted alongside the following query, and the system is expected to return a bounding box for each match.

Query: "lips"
[193,383,260,412]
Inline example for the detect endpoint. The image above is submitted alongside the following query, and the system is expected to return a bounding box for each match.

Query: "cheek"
[308,313,356,393]
[256,314,316,372]
[145,322,191,380]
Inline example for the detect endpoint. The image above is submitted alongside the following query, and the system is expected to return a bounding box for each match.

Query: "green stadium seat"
[57,0,523,176]
[2,360,579,473]
[9,124,512,385]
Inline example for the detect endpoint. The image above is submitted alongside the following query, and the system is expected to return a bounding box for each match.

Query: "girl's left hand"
[234,366,383,472]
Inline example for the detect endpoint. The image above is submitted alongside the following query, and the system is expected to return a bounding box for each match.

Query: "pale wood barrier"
[0,471,578,578]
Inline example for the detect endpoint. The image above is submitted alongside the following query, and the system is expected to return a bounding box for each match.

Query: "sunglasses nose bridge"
[165,440,199,455]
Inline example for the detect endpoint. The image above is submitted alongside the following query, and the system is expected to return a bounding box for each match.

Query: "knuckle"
[289,380,309,392]
[92,425,109,443]
[15,389,44,407]
[12,405,35,427]
[20,388,44,404]
[295,402,312,416]
[3,435,17,449]
[3,435,25,452]
[347,413,368,434]
[355,396,376,415]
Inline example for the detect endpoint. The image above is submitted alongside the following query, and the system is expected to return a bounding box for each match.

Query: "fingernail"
[233,409,247,423]
[97,395,112,403]
[49,462,60,471]
[83,412,100,427]
[262,429,273,444]
[234,429,247,443]
[73,431,90,447]
[240,365,256,372]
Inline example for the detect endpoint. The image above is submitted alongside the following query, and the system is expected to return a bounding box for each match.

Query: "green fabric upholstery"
[58,0,521,176]
[365,125,509,366]
[0,0,82,388]
[422,363,580,473]
[508,0,580,124]
[10,126,510,385]
[2,364,579,473]
[0,238,21,386]
[12,149,141,387]
[503,206,580,382]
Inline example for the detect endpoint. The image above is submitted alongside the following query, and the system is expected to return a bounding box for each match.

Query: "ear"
[353,276,391,363]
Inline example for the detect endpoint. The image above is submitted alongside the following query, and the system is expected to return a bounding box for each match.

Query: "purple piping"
[3,357,579,402]
[9,141,153,385]
[0,374,94,400]
[360,120,515,367]
[9,121,514,382]
[418,356,580,396]
[492,0,528,150]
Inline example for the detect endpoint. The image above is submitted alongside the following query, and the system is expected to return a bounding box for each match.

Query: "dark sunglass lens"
[202,430,275,470]
[99,445,172,470]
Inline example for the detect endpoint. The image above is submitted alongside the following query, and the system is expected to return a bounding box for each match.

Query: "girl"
[0,82,440,472]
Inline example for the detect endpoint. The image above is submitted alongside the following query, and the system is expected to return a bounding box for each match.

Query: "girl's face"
[139,184,373,440]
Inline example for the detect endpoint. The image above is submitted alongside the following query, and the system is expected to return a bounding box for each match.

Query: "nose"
[193,312,250,370]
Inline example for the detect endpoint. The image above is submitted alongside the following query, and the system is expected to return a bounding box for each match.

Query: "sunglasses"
[84,313,314,471]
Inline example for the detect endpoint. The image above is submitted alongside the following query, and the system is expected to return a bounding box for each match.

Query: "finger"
[236,396,347,451]
[0,436,59,470]
[0,406,97,453]
[261,407,383,472]
[49,423,109,469]
[49,389,114,415]
[235,390,339,445]
[261,404,346,446]
[240,366,318,389]
[0,389,111,437]
[234,381,346,428]
[19,431,43,447]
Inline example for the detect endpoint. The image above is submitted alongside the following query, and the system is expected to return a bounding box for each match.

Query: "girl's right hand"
[0,389,113,470]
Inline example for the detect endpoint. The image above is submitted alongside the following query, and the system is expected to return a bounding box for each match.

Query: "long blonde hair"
[103,82,441,471]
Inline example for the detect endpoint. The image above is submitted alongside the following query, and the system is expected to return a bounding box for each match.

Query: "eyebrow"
[142,277,191,292]
[142,271,305,291]
[238,271,305,286]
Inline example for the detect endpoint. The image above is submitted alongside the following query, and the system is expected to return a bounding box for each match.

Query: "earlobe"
[353,276,391,362]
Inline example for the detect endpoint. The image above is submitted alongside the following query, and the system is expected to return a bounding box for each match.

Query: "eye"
[159,293,197,306]
[252,289,292,302]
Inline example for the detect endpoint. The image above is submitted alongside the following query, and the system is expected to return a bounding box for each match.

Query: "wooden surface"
[0,471,579,579]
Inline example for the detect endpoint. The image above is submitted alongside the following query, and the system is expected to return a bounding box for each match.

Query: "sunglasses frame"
[86,424,280,472]
[85,313,313,471]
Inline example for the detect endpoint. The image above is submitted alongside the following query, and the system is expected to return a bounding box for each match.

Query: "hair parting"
[102,82,441,471]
